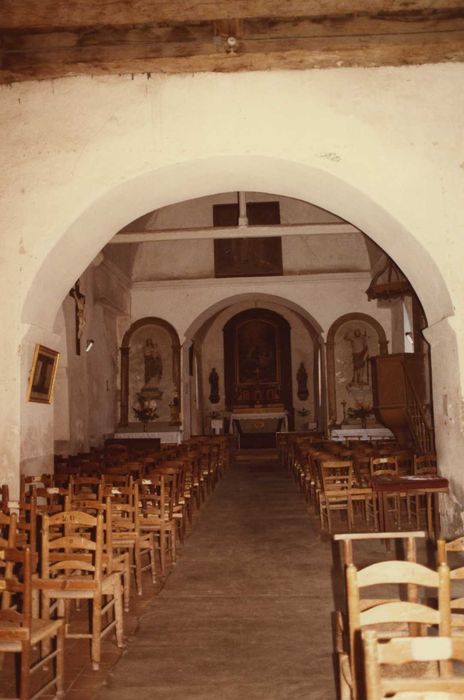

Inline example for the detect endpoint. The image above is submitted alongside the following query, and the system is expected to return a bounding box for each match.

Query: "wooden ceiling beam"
[3,11,464,53]
[2,31,463,84]
[1,0,463,30]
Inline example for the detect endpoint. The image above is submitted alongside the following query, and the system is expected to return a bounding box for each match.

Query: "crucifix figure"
[69,280,86,355]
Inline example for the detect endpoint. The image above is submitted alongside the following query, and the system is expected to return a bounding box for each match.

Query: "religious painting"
[326,314,388,427]
[27,344,60,404]
[236,320,279,385]
[214,237,283,278]
[223,308,292,415]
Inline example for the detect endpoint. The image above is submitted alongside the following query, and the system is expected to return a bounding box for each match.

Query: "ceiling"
[1,0,464,84]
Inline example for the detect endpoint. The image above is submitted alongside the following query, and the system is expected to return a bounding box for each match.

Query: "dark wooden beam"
[3,10,464,53]
[1,31,463,84]
[1,0,462,30]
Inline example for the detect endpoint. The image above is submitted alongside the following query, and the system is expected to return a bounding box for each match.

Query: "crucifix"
[69,280,86,355]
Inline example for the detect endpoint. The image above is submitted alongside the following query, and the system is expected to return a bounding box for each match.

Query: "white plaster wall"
[131,274,392,343]
[131,231,371,281]
[0,65,463,515]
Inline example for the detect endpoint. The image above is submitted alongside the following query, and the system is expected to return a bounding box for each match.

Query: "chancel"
[1,1,464,699]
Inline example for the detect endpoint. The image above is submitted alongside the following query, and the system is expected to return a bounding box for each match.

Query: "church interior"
[1,1,464,699]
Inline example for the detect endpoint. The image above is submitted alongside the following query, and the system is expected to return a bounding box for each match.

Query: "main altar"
[227,410,289,448]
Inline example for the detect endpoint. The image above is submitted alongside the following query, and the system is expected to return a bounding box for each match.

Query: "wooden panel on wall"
[214,236,283,278]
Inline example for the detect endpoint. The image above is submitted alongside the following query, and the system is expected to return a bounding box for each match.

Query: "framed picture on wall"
[27,344,60,404]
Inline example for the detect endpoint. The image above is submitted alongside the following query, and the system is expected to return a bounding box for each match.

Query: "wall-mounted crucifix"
[69,280,86,355]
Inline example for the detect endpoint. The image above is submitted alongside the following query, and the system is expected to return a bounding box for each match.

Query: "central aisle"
[99,450,337,700]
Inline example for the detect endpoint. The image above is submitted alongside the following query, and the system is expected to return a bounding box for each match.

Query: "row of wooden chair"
[280,432,437,534]
[333,530,464,700]
[0,434,235,700]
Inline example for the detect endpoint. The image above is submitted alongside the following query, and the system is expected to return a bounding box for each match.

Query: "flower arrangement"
[297,406,310,417]
[347,405,373,429]
[133,393,158,427]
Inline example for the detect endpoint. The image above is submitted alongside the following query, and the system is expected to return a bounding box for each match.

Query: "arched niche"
[120,317,180,427]
[182,293,324,438]
[326,313,388,426]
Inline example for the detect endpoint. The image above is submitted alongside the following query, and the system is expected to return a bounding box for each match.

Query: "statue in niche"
[344,328,369,385]
[297,362,309,401]
[144,339,162,385]
[169,391,181,426]
[142,338,163,399]
[209,368,220,404]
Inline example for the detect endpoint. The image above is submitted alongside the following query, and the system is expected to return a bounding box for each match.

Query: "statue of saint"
[208,367,220,404]
[144,339,162,386]
[297,362,309,400]
[344,328,369,384]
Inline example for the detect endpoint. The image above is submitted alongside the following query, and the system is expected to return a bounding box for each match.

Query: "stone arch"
[326,312,388,424]
[120,317,180,427]
[21,156,453,334]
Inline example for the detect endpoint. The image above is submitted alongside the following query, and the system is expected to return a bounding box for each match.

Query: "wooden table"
[371,474,449,540]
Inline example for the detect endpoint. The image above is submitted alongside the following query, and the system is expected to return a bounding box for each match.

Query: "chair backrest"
[9,495,38,556]
[41,510,103,584]
[414,453,438,475]
[0,512,18,609]
[437,536,464,628]
[334,531,426,567]
[319,460,354,496]
[347,560,451,636]
[0,546,33,633]
[363,631,464,700]
[139,474,170,520]
[369,456,399,477]
[69,475,102,499]
[347,559,451,698]
[1,483,10,514]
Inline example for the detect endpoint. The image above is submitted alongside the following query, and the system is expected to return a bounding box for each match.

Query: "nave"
[98,449,337,700]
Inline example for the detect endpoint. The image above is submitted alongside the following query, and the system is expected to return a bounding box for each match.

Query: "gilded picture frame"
[27,344,60,404]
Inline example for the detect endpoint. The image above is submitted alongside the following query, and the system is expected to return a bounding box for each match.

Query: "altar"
[330,426,394,442]
[228,411,288,448]
[114,422,183,445]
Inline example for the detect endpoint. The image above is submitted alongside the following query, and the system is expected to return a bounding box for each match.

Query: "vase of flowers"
[347,404,373,429]
[133,393,158,431]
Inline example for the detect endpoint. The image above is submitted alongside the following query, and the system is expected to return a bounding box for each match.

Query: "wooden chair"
[68,475,101,501]
[0,546,65,700]
[0,511,18,611]
[410,453,438,529]
[344,559,451,700]
[102,483,156,597]
[363,632,464,700]
[333,531,426,700]
[40,510,124,670]
[437,535,464,634]
[64,494,132,613]
[318,459,354,533]
[369,456,402,529]
[157,462,189,543]
[139,474,177,577]
[1,484,10,514]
